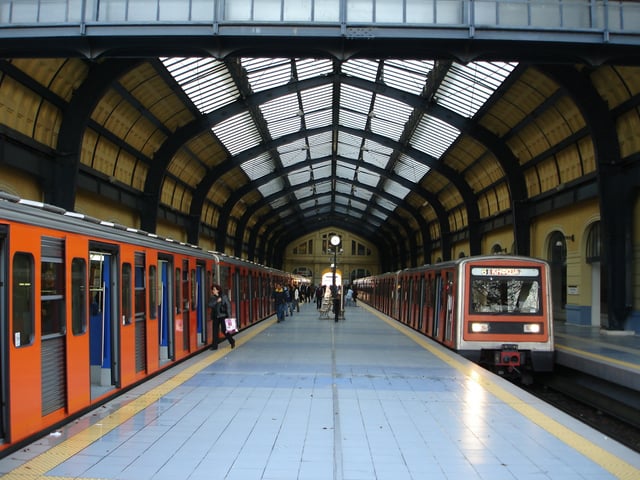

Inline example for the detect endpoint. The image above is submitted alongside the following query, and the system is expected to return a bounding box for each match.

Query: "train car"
[0,192,286,456]
[354,255,554,381]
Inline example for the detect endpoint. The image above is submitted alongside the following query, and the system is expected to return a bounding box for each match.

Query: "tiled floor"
[1,301,639,480]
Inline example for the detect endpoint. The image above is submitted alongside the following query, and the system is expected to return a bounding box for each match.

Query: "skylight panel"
[339,109,368,130]
[356,167,381,188]
[258,178,287,200]
[341,58,380,82]
[337,139,361,159]
[278,139,309,168]
[299,198,316,210]
[382,178,411,199]
[242,57,292,93]
[382,59,434,95]
[260,92,301,138]
[335,179,353,195]
[349,198,367,210]
[393,154,431,182]
[300,85,333,129]
[376,196,398,212]
[305,109,333,129]
[311,161,332,179]
[371,94,413,138]
[370,207,388,220]
[295,58,333,80]
[288,166,311,187]
[341,84,373,113]
[336,162,356,180]
[361,141,393,169]
[301,84,332,111]
[212,111,261,156]
[314,181,333,195]
[241,152,275,181]
[411,114,460,159]
[308,131,333,159]
[162,57,238,114]
[437,61,516,118]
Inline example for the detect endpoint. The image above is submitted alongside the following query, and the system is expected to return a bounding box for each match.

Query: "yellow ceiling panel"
[167,148,207,186]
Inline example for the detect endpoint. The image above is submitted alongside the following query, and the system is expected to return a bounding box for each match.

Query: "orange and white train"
[0,192,304,456]
[353,255,555,380]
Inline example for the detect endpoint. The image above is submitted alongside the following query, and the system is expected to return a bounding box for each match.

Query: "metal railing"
[1,1,639,36]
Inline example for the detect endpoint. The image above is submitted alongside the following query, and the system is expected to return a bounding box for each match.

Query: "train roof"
[0,191,275,270]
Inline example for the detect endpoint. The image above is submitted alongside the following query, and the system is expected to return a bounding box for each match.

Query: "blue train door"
[0,227,6,441]
[196,263,206,346]
[158,258,174,363]
[89,246,120,398]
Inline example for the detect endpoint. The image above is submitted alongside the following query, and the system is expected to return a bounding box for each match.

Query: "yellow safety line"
[1,318,276,480]
[362,305,640,480]
[556,343,640,372]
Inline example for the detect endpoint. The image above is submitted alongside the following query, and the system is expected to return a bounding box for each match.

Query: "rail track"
[525,366,640,454]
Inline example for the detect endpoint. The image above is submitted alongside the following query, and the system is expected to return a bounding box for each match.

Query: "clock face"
[330,235,340,246]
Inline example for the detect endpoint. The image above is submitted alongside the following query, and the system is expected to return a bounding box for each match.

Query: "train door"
[433,273,443,338]
[196,263,206,346]
[233,268,241,323]
[134,253,147,374]
[443,271,455,344]
[158,257,175,363]
[88,246,120,398]
[0,226,6,441]
[418,275,426,332]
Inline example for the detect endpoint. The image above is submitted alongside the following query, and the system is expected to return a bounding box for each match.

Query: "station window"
[71,258,87,335]
[41,237,65,337]
[12,252,34,347]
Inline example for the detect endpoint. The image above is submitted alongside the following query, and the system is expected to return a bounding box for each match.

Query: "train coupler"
[494,344,522,368]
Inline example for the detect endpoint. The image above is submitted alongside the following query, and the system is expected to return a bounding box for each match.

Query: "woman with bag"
[208,284,235,350]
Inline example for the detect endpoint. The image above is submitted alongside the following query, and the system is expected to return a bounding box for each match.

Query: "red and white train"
[353,255,555,380]
[0,192,304,456]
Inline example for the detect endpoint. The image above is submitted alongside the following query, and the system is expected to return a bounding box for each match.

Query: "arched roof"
[0,50,637,271]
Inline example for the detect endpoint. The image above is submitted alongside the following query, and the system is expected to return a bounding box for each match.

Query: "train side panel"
[7,223,47,443]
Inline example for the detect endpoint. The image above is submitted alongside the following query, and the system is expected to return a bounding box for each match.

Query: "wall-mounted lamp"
[565,234,575,242]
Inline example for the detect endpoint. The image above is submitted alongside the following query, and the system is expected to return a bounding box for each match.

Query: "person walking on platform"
[208,284,235,350]
[272,282,287,323]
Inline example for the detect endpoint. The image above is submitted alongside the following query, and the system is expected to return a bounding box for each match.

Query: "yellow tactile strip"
[364,305,640,480]
[556,343,640,373]
[1,318,275,480]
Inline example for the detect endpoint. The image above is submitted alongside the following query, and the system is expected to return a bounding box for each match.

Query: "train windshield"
[469,266,541,314]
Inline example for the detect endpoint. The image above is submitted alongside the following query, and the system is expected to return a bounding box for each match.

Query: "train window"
[71,258,87,335]
[149,265,157,319]
[122,263,132,325]
[134,254,146,320]
[190,269,196,310]
[12,252,34,346]
[41,236,65,337]
[470,268,541,314]
[182,260,189,311]
[175,267,182,313]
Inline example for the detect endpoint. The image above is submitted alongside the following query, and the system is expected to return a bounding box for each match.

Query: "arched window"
[586,221,601,263]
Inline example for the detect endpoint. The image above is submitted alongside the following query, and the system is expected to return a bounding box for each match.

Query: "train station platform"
[1,303,639,480]
[554,322,640,392]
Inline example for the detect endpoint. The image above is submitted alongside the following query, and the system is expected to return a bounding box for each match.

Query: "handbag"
[224,317,238,334]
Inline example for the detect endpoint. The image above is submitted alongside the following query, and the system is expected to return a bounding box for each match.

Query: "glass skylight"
[162,56,517,234]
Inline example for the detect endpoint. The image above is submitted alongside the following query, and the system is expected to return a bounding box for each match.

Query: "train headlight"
[523,323,540,333]
[471,322,489,333]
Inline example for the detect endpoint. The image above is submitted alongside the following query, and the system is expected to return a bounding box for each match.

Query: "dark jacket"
[272,287,286,305]
[209,294,231,320]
